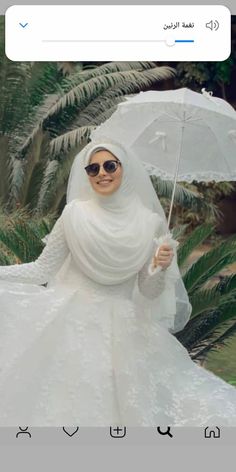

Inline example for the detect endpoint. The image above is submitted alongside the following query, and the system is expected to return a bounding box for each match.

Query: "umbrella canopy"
[91,88,236,182]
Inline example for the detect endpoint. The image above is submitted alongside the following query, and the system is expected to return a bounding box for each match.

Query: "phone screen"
[0,2,236,471]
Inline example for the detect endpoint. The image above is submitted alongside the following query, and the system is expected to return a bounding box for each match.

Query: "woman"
[0,141,236,426]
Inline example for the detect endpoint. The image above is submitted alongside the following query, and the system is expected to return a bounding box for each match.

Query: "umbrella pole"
[167,124,184,230]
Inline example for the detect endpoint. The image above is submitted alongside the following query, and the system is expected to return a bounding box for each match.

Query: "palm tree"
[1,54,175,213]
[0,18,222,218]
[10,58,175,214]
[0,14,176,215]
[175,223,236,363]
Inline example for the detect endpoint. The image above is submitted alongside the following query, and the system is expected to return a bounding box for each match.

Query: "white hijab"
[62,142,160,285]
[62,139,191,333]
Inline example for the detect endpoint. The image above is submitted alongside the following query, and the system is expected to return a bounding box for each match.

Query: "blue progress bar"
[175,39,194,43]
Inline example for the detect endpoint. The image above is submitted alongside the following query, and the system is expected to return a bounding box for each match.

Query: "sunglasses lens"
[103,161,118,173]
[86,163,99,176]
[85,160,120,176]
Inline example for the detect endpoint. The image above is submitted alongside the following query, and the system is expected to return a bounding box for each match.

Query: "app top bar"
[5,5,231,61]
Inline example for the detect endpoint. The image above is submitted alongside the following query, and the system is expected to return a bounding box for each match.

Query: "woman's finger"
[160,244,172,250]
[159,252,174,257]
[159,246,174,252]
[155,250,173,258]
[158,252,173,259]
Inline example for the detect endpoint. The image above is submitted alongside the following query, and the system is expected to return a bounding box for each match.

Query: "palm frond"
[49,125,94,156]
[84,105,120,127]
[29,215,55,236]
[177,300,236,351]
[36,160,60,211]
[177,223,214,269]
[0,207,56,262]
[0,217,45,263]
[0,51,32,134]
[183,235,236,294]
[0,136,11,204]
[37,149,78,214]
[151,176,218,216]
[47,66,175,119]
[9,94,59,160]
[9,158,25,203]
[0,244,16,265]
[74,94,126,127]
[191,321,236,361]
[190,274,236,317]
[13,65,175,160]
[10,130,49,208]
[28,63,65,107]
[59,62,158,90]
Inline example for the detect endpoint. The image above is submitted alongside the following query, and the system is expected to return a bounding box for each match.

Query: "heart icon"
[62,427,79,437]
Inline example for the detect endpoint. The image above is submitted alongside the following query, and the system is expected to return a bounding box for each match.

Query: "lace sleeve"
[138,239,169,299]
[0,216,69,285]
[138,234,191,333]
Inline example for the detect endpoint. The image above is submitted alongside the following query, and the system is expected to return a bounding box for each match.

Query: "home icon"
[204,427,221,438]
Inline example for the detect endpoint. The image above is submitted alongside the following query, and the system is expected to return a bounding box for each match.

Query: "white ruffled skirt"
[0,279,236,426]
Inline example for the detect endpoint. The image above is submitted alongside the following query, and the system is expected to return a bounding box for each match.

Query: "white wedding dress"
[0,209,236,426]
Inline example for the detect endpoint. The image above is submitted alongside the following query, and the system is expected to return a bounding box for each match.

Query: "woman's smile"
[97,178,113,186]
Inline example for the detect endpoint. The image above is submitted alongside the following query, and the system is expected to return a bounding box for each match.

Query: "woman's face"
[87,150,123,196]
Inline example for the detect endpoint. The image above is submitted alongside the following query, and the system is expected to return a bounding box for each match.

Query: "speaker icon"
[205,20,219,31]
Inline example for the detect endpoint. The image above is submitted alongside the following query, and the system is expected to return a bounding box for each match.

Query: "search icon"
[157,426,173,438]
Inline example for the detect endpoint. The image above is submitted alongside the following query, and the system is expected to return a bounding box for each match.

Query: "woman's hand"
[152,243,174,270]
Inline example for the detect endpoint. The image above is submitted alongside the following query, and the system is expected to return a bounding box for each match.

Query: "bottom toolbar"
[0,426,235,445]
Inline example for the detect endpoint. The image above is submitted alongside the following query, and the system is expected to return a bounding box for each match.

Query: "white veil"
[66,139,191,334]
[67,141,166,217]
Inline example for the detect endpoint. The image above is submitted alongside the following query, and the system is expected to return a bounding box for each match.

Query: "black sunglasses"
[84,159,121,177]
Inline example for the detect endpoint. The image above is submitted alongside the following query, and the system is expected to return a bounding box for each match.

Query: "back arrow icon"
[19,23,28,28]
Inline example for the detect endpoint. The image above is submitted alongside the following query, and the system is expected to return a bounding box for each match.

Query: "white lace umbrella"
[91,87,236,228]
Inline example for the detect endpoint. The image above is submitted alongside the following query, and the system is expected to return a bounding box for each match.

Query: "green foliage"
[190,274,236,317]
[176,224,236,362]
[151,176,217,218]
[173,181,234,232]
[177,223,214,269]
[171,224,189,241]
[0,208,55,263]
[178,302,236,361]
[183,235,236,294]
[0,21,176,215]
[176,59,235,94]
